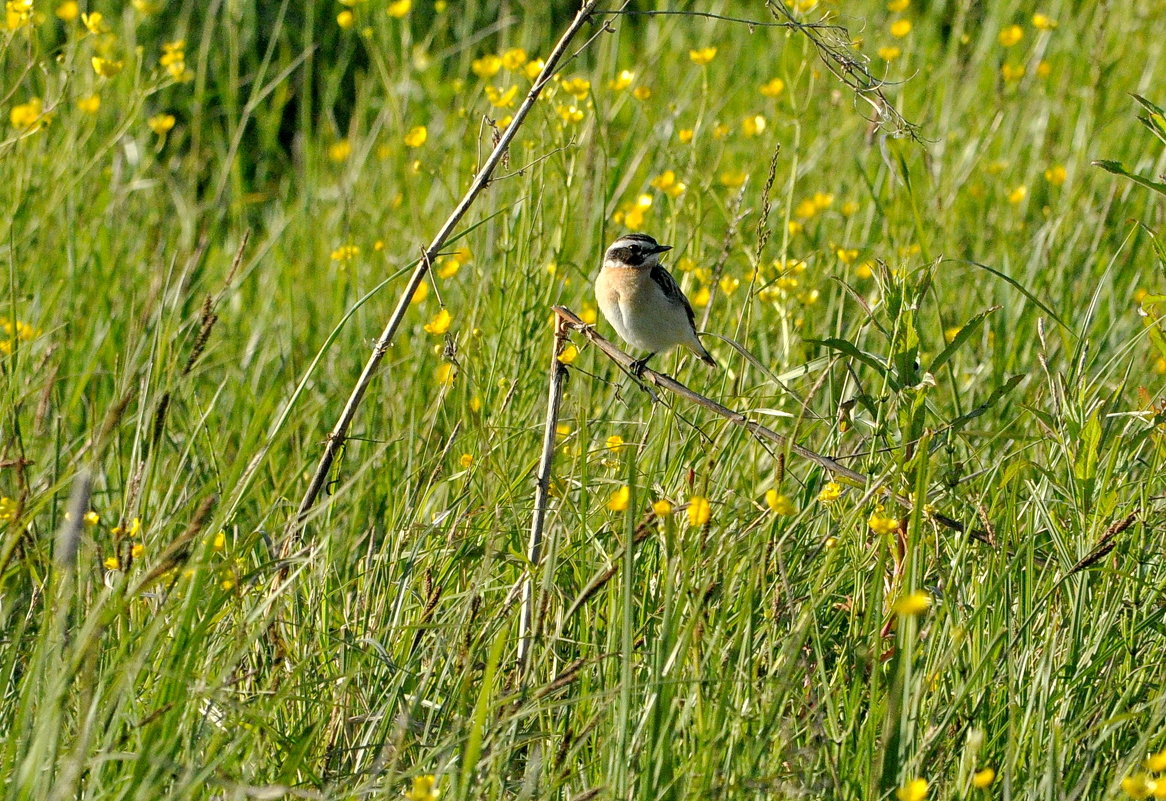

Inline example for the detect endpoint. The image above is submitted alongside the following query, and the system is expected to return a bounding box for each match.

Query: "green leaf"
[804,337,897,388]
[929,306,1001,373]
[1092,159,1166,196]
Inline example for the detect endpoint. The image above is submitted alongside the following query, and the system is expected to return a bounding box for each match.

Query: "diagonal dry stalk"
[517,314,571,674]
[552,306,993,546]
[289,0,602,537]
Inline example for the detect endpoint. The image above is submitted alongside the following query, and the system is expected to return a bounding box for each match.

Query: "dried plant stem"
[290,0,602,534]
[552,306,993,546]
[517,315,571,673]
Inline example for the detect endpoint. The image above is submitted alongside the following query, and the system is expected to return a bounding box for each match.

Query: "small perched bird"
[595,233,717,372]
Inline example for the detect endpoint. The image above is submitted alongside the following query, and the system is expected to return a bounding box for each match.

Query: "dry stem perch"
[552,306,993,546]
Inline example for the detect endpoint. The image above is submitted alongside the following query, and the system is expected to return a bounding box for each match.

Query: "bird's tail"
[689,340,717,368]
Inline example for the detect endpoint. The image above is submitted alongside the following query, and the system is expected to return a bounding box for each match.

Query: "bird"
[594,232,717,374]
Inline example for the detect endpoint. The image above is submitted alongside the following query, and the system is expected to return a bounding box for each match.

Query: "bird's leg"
[629,352,656,378]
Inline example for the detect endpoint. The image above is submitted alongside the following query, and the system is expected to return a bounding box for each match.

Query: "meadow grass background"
[3,0,1166,798]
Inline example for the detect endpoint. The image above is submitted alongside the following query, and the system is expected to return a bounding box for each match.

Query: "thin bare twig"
[290,0,603,535]
[553,306,993,546]
[517,315,571,674]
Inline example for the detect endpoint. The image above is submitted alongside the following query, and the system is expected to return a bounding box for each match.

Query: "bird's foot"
[629,353,655,378]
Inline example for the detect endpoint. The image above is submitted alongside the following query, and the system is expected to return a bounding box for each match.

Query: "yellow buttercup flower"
[896,778,928,801]
[719,170,747,188]
[686,496,711,526]
[886,0,909,10]
[104,556,120,570]
[760,77,785,97]
[337,10,354,28]
[148,113,176,134]
[632,86,652,101]
[411,281,429,304]
[522,59,545,80]
[1001,62,1025,81]
[560,76,590,100]
[556,344,578,364]
[652,499,673,517]
[404,125,427,147]
[500,47,527,70]
[892,590,932,616]
[403,775,440,801]
[83,511,100,527]
[868,506,900,535]
[81,10,107,34]
[386,0,411,18]
[998,24,1023,47]
[423,309,451,335]
[55,1,79,20]
[605,435,625,452]
[330,244,359,262]
[890,19,912,37]
[472,54,501,78]
[0,497,17,521]
[608,69,634,90]
[1032,13,1057,29]
[10,98,46,132]
[742,114,767,136]
[765,490,797,516]
[92,57,124,78]
[972,768,995,789]
[328,139,352,162]
[677,128,694,144]
[607,485,630,512]
[485,85,518,108]
[1122,774,1157,800]
[1007,185,1026,204]
[690,286,710,307]
[556,104,584,124]
[77,94,102,113]
[817,482,843,503]
[878,45,902,61]
[434,362,454,386]
[458,453,473,468]
[689,47,717,65]
[1044,164,1067,185]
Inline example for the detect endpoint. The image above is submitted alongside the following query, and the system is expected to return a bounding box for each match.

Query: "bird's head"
[603,233,673,270]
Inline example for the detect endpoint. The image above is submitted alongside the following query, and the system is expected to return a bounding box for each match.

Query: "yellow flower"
[131,0,162,13]
[411,281,429,304]
[337,10,354,28]
[1007,185,1026,204]
[112,518,142,537]
[890,19,912,37]
[1146,749,1166,773]
[485,85,518,108]
[689,47,717,65]
[835,247,859,265]
[690,286,710,307]
[404,125,427,147]
[148,113,176,135]
[559,76,590,100]
[328,138,352,162]
[556,104,584,124]
[55,1,79,20]
[765,490,797,516]
[0,497,16,521]
[1001,62,1025,81]
[760,77,785,97]
[81,10,107,34]
[607,485,630,512]
[650,170,686,198]
[719,275,739,295]
[1035,60,1051,78]
[817,482,843,503]
[878,45,902,61]
[386,0,411,18]
[1123,774,1157,800]
[677,128,694,144]
[131,543,145,559]
[330,244,359,262]
[886,0,909,10]
[423,309,452,335]
[944,326,962,343]
[742,114,767,137]
[521,58,545,80]
[652,499,673,517]
[1044,164,1066,186]
[719,170,747,188]
[556,344,578,364]
[632,86,652,101]
[841,200,860,216]
[893,590,932,615]
[998,24,1023,47]
[868,506,900,535]
[212,530,226,550]
[788,220,804,236]
[472,54,502,78]
[403,775,440,801]
[686,496,711,526]
[77,94,102,113]
[1032,13,1057,29]
[972,768,995,789]
[609,69,635,90]
[83,511,100,527]
[795,198,817,219]
[896,778,928,801]
[92,57,124,78]
[435,259,460,279]
[434,0,446,11]
[104,556,120,570]
[623,193,653,230]
[500,47,527,70]
[434,362,455,386]
[812,191,834,211]
[712,122,730,139]
[10,98,46,132]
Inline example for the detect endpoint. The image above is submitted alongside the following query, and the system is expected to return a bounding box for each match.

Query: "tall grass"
[3,1,1166,799]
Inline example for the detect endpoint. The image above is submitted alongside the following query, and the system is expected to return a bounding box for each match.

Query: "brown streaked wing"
[650,262,697,329]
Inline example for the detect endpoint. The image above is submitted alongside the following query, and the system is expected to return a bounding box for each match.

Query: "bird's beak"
[653,244,673,254]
